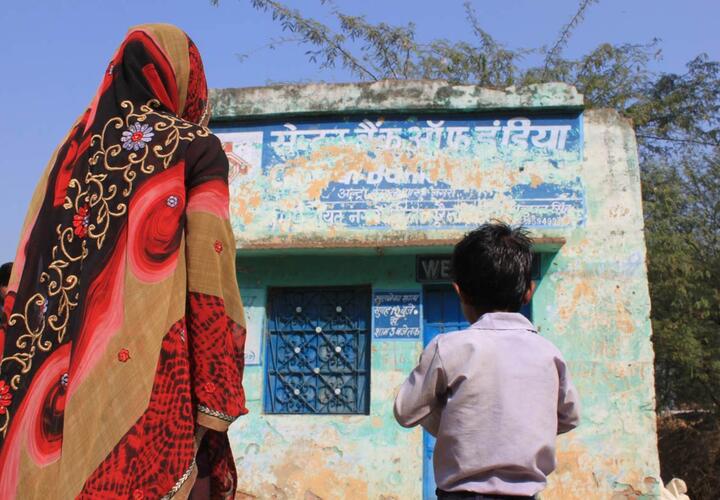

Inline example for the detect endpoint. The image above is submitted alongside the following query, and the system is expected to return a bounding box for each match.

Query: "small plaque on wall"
[417,254,541,282]
[416,255,453,282]
[372,290,421,340]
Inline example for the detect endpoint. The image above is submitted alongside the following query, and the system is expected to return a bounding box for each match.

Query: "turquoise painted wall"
[231,254,424,499]
[230,252,564,499]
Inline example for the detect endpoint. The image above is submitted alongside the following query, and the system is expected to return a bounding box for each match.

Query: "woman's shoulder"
[146,109,219,147]
[138,109,228,178]
[185,129,226,162]
[183,128,228,181]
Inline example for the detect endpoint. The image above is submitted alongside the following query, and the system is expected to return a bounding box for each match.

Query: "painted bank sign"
[216,112,584,244]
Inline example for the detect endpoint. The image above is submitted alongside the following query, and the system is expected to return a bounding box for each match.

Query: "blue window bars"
[264,287,371,414]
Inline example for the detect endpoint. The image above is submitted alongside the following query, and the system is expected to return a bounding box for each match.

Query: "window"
[264,287,371,414]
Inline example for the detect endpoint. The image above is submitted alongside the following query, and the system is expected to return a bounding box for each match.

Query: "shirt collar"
[470,312,537,333]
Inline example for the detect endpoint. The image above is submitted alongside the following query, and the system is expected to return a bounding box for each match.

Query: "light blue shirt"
[394,312,580,496]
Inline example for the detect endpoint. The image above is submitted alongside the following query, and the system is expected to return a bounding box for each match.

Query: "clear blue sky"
[1,0,718,261]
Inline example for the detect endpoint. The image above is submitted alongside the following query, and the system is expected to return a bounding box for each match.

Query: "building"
[210,80,660,499]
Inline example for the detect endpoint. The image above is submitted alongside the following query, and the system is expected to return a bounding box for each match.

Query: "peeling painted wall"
[230,255,423,499]
[211,82,660,499]
[220,112,585,248]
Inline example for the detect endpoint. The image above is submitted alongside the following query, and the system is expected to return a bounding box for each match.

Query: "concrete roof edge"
[233,236,566,254]
[210,80,584,121]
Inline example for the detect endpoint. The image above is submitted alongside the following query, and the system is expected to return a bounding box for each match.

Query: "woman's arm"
[184,133,248,432]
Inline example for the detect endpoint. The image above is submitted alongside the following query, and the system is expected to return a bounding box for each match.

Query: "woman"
[0,24,247,499]
[0,262,12,311]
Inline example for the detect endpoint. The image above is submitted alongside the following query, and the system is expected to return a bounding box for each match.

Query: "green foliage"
[645,159,720,410]
[524,41,659,110]
[223,0,720,412]
[243,0,527,85]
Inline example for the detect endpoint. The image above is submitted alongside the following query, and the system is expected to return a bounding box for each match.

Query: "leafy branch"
[543,0,600,77]
[248,0,379,80]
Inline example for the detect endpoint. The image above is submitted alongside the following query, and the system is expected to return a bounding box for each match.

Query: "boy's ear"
[523,280,537,305]
[452,282,469,304]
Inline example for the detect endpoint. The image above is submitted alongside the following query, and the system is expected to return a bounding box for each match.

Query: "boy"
[394,223,579,499]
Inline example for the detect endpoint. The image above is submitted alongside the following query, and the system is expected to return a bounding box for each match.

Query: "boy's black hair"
[451,222,533,312]
[0,262,13,287]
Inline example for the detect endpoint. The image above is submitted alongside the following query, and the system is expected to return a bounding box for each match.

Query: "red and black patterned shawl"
[0,24,247,500]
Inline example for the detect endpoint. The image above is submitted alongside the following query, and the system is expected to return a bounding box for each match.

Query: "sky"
[1,0,719,261]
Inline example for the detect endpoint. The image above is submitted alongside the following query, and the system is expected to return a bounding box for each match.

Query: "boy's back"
[394,311,579,496]
[393,222,579,498]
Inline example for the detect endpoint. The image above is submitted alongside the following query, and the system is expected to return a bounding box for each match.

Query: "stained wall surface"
[211,81,660,499]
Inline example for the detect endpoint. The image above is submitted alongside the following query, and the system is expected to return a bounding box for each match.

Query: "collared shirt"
[394,312,580,496]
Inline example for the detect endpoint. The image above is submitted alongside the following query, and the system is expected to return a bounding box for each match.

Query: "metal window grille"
[264,287,371,414]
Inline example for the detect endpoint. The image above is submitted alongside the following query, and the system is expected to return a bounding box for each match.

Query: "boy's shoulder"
[428,325,482,355]
[433,320,565,359]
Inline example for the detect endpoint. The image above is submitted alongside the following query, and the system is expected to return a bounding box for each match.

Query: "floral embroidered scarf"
[0,24,247,499]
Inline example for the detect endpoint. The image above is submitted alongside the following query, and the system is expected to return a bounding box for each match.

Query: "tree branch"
[637,134,720,147]
[543,0,599,77]
[250,0,379,80]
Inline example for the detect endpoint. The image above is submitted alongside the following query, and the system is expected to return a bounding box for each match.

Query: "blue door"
[422,286,532,499]
[422,286,469,500]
